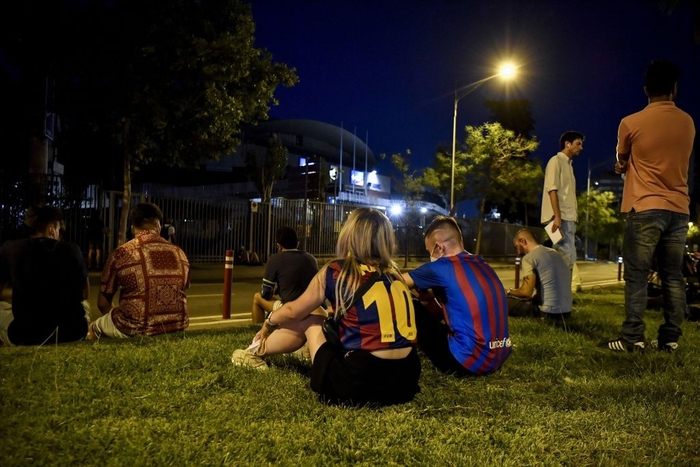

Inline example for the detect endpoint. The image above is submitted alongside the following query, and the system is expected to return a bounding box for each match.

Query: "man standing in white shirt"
[541,131,584,292]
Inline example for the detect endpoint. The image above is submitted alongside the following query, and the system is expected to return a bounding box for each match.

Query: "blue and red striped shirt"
[408,252,511,374]
[325,261,417,351]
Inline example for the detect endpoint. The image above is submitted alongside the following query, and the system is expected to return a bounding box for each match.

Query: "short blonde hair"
[425,216,464,248]
[514,228,537,244]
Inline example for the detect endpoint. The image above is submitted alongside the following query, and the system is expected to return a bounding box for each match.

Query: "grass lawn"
[2,286,699,466]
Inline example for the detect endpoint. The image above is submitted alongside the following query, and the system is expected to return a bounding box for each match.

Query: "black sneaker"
[650,340,678,353]
[607,338,645,352]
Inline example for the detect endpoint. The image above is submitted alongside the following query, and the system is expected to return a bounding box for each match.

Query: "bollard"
[617,255,623,281]
[222,249,233,319]
[514,256,521,288]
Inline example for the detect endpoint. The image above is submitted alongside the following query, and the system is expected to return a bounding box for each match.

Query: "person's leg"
[413,300,466,374]
[89,311,130,339]
[304,319,327,361]
[95,247,102,270]
[0,301,14,345]
[260,314,325,356]
[87,243,96,269]
[656,212,689,345]
[555,219,579,291]
[621,210,661,344]
[507,298,538,317]
[554,219,577,268]
[81,300,92,323]
[251,293,275,324]
[571,262,582,293]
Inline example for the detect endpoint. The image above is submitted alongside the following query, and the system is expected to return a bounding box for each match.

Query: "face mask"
[429,244,441,262]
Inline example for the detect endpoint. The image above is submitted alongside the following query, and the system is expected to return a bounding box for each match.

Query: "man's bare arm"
[508,274,536,299]
[98,291,115,315]
[548,190,562,232]
[615,152,630,174]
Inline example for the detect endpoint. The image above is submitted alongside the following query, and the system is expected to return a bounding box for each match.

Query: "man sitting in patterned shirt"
[89,203,190,339]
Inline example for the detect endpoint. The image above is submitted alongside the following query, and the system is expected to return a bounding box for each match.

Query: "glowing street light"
[449,62,518,215]
[390,204,403,216]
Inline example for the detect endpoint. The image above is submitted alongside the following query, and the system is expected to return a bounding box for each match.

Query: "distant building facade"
[139,118,448,216]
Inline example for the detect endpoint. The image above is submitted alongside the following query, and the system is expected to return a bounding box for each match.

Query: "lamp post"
[449,63,517,215]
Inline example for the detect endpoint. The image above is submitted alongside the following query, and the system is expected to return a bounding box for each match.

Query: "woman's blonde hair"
[332,207,402,316]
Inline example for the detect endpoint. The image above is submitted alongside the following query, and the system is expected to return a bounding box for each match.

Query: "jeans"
[622,210,688,344]
[554,219,577,270]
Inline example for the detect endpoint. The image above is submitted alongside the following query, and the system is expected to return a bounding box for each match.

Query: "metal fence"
[1,172,540,263]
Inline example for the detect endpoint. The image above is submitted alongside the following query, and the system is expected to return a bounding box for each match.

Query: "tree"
[493,156,544,225]
[421,145,453,206]
[390,150,425,207]
[577,190,625,259]
[245,134,289,202]
[484,98,542,225]
[3,0,298,244]
[425,123,539,254]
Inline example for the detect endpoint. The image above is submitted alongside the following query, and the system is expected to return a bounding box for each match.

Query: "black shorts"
[310,342,421,407]
[413,300,474,376]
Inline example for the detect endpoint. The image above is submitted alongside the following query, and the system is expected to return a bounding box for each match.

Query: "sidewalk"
[90,259,623,332]
[185,258,619,284]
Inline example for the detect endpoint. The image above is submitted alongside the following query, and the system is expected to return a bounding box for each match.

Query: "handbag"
[322,270,381,349]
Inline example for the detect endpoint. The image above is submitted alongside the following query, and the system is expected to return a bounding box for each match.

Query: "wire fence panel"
[1,172,539,263]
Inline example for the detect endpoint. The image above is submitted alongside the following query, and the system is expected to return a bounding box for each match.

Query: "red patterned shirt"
[100,230,190,336]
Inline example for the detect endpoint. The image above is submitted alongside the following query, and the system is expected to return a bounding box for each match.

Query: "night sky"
[251,0,699,214]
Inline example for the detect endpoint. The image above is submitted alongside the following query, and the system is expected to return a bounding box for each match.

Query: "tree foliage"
[245,134,289,202]
[492,156,544,225]
[424,122,539,254]
[390,150,425,208]
[577,190,625,258]
[2,0,298,243]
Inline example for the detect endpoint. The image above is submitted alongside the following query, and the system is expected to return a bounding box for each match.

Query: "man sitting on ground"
[0,205,90,345]
[402,216,512,376]
[252,226,320,323]
[90,202,190,339]
[506,228,573,321]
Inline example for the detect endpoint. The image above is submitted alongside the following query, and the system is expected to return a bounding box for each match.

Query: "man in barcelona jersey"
[403,216,512,375]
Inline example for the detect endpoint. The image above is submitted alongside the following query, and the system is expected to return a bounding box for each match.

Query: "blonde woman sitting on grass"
[232,207,421,406]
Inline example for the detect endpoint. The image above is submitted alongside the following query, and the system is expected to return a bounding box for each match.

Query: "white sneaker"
[292,343,311,361]
[231,348,268,370]
[650,340,678,353]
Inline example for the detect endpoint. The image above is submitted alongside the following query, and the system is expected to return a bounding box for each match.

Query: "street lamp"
[450,63,517,215]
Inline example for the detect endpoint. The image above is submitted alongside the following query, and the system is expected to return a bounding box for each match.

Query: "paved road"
[87,259,625,330]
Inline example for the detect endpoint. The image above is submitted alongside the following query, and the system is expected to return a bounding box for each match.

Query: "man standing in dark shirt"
[0,205,90,345]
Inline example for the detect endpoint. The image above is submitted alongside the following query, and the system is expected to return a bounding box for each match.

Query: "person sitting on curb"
[506,228,573,322]
[402,216,512,376]
[89,202,190,339]
[252,226,321,324]
[0,205,90,345]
